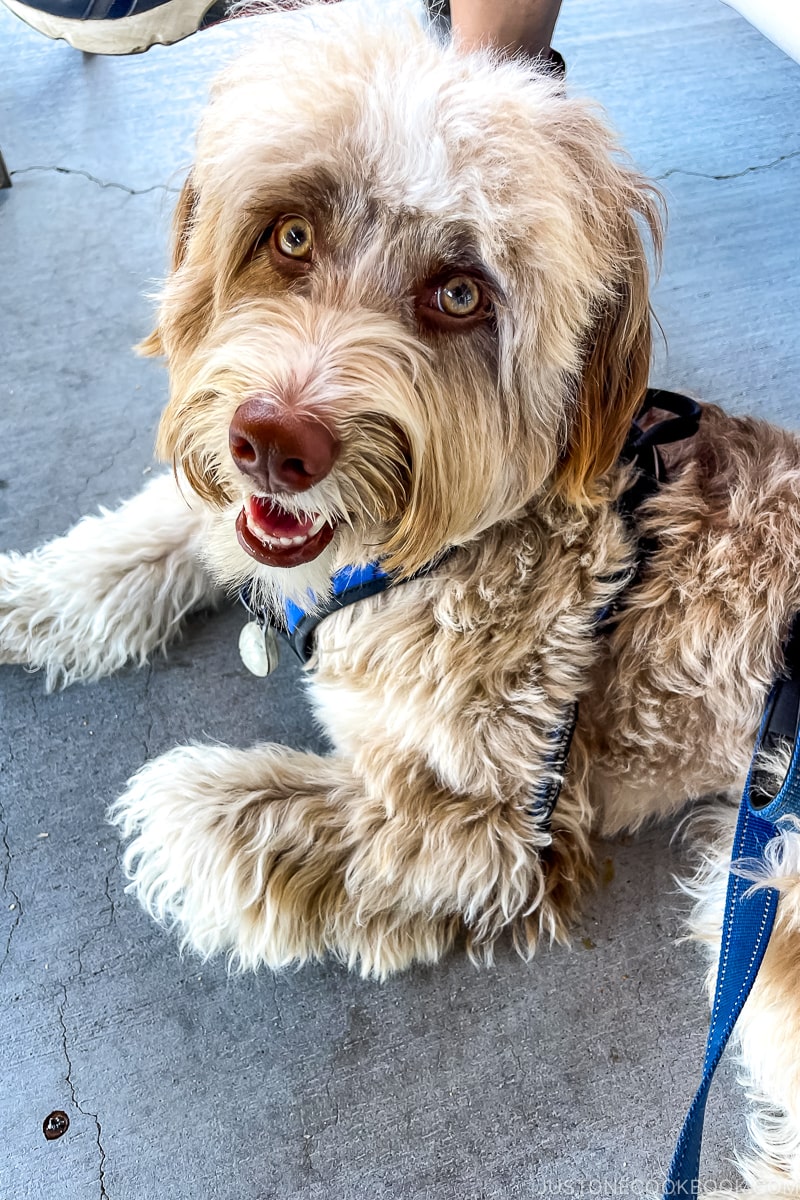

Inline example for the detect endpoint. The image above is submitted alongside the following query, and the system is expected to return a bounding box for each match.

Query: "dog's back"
[583,401,800,834]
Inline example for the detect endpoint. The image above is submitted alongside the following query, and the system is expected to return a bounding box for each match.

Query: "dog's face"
[145,3,660,607]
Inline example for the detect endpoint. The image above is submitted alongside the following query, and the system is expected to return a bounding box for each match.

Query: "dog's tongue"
[237,496,335,567]
[247,496,317,540]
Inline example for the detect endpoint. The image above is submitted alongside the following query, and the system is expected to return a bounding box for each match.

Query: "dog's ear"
[555,182,662,505]
[138,173,199,359]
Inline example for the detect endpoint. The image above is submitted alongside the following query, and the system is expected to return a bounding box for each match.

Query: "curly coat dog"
[3,5,800,1189]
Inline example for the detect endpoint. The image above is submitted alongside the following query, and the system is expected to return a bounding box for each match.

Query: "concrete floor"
[1,1,799,1197]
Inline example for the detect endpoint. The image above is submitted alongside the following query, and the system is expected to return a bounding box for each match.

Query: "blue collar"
[240,555,451,666]
[284,561,392,663]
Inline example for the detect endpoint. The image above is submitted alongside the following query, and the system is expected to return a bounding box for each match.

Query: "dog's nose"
[229,398,340,494]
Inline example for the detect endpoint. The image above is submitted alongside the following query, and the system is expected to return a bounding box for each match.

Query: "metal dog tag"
[239,621,280,677]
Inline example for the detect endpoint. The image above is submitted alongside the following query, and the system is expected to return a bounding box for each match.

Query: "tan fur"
[556,174,662,505]
[4,4,800,1187]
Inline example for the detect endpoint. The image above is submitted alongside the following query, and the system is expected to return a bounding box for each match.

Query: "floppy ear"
[137,173,199,359]
[555,184,663,505]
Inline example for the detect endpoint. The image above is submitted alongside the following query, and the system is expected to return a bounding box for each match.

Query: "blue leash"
[664,614,800,1196]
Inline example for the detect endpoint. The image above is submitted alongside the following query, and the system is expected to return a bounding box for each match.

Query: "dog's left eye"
[436,275,482,317]
[418,273,490,329]
[272,215,314,261]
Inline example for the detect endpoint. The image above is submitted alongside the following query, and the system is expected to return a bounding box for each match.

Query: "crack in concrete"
[57,986,110,1200]
[141,661,155,762]
[0,792,12,897]
[78,428,142,508]
[9,165,181,197]
[16,147,795,200]
[0,896,22,977]
[103,872,116,927]
[656,147,800,183]
[0,793,22,978]
[323,1060,340,1128]
[75,839,121,979]
[298,1103,318,1182]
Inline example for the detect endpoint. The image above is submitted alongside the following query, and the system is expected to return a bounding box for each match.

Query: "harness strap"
[663,613,800,1196]
[528,701,579,826]
[617,388,702,550]
[284,562,391,664]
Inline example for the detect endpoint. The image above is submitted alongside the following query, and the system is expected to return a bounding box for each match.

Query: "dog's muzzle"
[230,396,340,567]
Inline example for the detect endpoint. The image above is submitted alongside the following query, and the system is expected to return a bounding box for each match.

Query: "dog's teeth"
[244,507,333,554]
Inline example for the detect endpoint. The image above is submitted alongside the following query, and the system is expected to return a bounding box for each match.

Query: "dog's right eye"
[272,215,314,262]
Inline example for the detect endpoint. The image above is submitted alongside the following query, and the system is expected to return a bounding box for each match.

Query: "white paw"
[109,742,288,962]
[0,541,147,689]
[0,476,217,689]
[0,550,71,686]
[0,551,34,664]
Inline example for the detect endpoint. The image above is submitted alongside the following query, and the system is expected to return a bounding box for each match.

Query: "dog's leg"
[0,473,220,689]
[111,743,459,977]
[110,736,590,978]
[688,807,800,1197]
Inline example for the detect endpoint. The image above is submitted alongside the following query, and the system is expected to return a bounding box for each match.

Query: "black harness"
[529,387,701,823]
[617,387,704,536]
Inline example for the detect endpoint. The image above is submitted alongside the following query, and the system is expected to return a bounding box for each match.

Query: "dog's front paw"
[110,741,299,965]
[0,545,132,689]
[0,551,66,683]
[111,744,245,956]
[0,475,218,689]
[110,741,457,977]
[0,553,28,664]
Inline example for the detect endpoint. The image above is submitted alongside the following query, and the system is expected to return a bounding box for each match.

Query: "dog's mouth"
[235,496,337,568]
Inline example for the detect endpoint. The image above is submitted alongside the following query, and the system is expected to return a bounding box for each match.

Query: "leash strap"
[664,614,800,1196]
[663,801,779,1195]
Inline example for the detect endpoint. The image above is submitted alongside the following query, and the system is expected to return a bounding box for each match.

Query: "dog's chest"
[306,509,632,777]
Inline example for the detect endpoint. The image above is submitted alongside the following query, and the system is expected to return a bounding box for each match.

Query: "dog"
[3,3,800,1189]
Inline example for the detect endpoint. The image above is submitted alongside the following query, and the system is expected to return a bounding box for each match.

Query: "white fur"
[0,472,220,689]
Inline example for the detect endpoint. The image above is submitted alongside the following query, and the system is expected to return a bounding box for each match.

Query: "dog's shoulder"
[646,400,800,528]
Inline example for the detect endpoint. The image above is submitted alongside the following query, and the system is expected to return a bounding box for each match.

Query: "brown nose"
[228,397,340,494]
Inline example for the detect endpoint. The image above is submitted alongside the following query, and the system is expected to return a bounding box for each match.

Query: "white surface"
[722,0,800,64]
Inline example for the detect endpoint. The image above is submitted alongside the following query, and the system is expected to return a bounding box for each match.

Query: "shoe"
[1,0,231,54]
